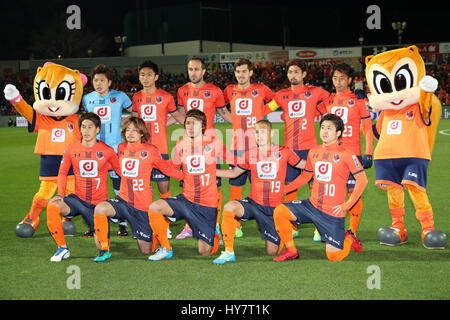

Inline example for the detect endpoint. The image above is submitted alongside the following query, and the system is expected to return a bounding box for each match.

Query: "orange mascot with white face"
[365,45,446,249]
[3,62,87,237]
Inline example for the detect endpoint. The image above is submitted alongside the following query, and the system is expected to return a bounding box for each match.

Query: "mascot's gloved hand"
[419,75,438,93]
[4,84,21,101]
[362,154,373,169]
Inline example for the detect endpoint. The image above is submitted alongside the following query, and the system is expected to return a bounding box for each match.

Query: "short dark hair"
[188,57,206,70]
[122,116,150,143]
[234,58,253,71]
[332,63,353,80]
[91,64,113,81]
[138,60,159,75]
[79,112,101,129]
[320,113,345,139]
[286,59,307,73]
[184,109,207,134]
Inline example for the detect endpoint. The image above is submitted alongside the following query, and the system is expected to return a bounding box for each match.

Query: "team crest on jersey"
[333,153,340,163]
[110,97,117,103]
[304,91,312,99]
[67,122,74,132]
[96,151,104,160]
[156,96,163,104]
[406,110,414,120]
[347,99,355,107]
[251,89,258,97]
[273,151,282,160]
[140,151,148,159]
[204,90,211,99]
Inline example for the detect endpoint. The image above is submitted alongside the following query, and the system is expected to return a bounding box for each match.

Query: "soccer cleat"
[378,227,408,246]
[176,225,193,239]
[50,246,70,262]
[94,250,112,263]
[273,248,299,262]
[117,224,129,237]
[83,230,94,237]
[313,228,321,242]
[345,230,362,252]
[148,247,173,261]
[235,227,243,238]
[213,251,236,265]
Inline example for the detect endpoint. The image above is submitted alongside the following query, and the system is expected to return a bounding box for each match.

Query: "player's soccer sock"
[407,186,434,231]
[27,180,58,223]
[348,195,363,235]
[46,203,66,247]
[94,213,110,251]
[221,210,237,253]
[284,189,298,202]
[160,191,171,198]
[273,205,296,252]
[26,197,48,226]
[216,191,222,226]
[229,185,243,201]
[148,210,171,251]
[326,237,352,261]
[387,185,406,230]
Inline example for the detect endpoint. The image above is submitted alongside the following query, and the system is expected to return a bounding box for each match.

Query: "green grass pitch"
[0,121,449,300]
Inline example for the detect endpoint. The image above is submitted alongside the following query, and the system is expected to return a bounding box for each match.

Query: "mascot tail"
[419,91,441,155]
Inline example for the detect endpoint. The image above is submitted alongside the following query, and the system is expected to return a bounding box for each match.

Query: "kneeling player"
[273,114,368,262]
[147,109,233,261]
[47,112,120,262]
[213,120,306,264]
[93,117,183,262]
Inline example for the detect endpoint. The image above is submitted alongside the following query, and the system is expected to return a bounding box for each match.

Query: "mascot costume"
[365,45,446,249]
[4,62,87,237]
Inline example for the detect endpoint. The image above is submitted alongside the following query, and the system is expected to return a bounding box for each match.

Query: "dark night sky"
[0,0,448,60]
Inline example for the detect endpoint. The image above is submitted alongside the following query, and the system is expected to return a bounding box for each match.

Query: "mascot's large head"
[365,45,425,112]
[33,62,87,117]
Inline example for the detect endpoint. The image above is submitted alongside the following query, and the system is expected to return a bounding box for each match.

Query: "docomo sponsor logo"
[256,161,277,179]
[51,128,66,142]
[79,160,98,177]
[141,104,157,121]
[186,155,205,173]
[288,100,306,118]
[94,106,111,122]
[331,106,348,124]
[122,158,140,177]
[187,98,204,111]
[315,161,332,182]
[387,120,402,135]
[235,98,252,115]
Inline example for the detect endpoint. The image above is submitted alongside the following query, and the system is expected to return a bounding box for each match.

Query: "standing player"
[132,60,185,201]
[267,59,330,202]
[174,57,232,240]
[212,120,306,264]
[147,110,234,261]
[316,63,373,244]
[273,114,368,262]
[224,58,275,236]
[82,64,133,236]
[92,117,183,262]
[46,112,120,262]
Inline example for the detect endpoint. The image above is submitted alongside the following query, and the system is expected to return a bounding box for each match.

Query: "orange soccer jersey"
[288,141,366,217]
[132,89,177,154]
[317,90,372,156]
[374,104,431,161]
[224,83,275,151]
[30,112,81,155]
[117,142,183,211]
[177,82,226,131]
[57,141,119,205]
[172,136,233,208]
[238,145,301,207]
[269,85,329,150]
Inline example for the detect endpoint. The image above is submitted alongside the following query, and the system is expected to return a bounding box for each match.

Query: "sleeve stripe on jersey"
[353,169,365,176]
[303,169,313,173]
[237,164,247,171]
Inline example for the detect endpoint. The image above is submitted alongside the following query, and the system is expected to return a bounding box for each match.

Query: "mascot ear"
[365,55,374,65]
[408,45,419,54]
[43,61,55,66]
[80,73,88,86]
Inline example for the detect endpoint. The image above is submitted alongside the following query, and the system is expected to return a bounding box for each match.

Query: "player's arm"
[216,165,246,179]
[56,150,73,197]
[361,115,374,168]
[294,159,307,170]
[168,107,186,125]
[284,169,314,194]
[157,159,184,180]
[108,151,122,178]
[217,105,232,123]
[332,170,368,216]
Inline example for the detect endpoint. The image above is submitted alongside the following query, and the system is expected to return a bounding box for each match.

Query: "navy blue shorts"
[237,197,280,245]
[64,194,95,231]
[40,155,74,178]
[286,149,310,183]
[229,150,250,186]
[152,153,170,182]
[164,194,217,246]
[374,157,429,190]
[106,196,153,242]
[284,199,346,249]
